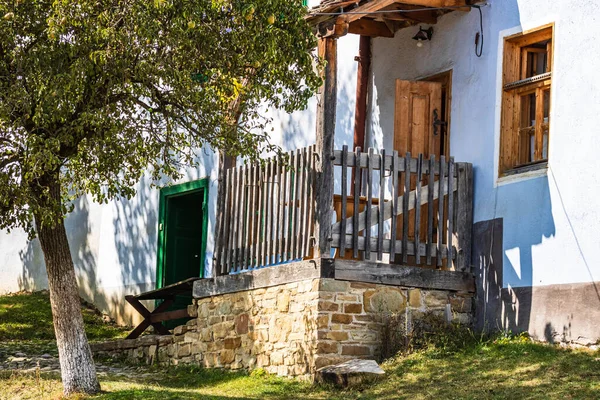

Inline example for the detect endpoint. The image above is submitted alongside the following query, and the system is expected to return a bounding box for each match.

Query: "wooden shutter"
[394,79,443,159]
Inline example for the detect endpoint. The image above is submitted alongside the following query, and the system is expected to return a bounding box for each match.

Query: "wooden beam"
[315,37,337,258]
[455,162,473,272]
[334,259,475,292]
[348,19,395,38]
[193,259,333,298]
[353,36,371,150]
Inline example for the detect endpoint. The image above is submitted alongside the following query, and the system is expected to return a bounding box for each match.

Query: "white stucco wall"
[367,0,600,290]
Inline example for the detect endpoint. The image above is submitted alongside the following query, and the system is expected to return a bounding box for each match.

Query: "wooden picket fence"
[331,146,473,271]
[214,145,317,274]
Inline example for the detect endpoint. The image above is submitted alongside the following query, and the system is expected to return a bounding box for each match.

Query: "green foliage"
[0,291,128,342]
[0,0,321,235]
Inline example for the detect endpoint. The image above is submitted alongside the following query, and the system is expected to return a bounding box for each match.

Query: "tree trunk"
[34,178,100,395]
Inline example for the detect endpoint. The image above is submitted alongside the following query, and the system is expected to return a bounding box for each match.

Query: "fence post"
[455,162,474,272]
[214,153,235,276]
[315,37,337,259]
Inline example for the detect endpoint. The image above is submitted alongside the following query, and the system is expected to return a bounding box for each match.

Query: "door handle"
[433,109,447,137]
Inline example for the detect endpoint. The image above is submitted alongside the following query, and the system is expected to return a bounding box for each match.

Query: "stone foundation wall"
[91,277,473,378]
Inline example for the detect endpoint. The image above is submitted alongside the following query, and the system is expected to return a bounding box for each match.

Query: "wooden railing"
[331,146,473,271]
[215,145,473,274]
[214,145,316,274]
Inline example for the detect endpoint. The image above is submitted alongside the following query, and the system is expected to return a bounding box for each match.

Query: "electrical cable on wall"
[474,5,484,57]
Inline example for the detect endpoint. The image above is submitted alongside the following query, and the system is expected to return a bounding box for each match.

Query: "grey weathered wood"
[295,148,304,259]
[447,157,455,270]
[265,160,275,265]
[427,155,435,266]
[333,151,445,175]
[275,157,284,263]
[334,259,475,292]
[332,234,450,259]
[455,162,474,272]
[340,145,348,258]
[300,147,310,258]
[377,148,386,260]
[414,154,423,265]
[282,153,291,262]
[214,153,235,276]
[256,163,264,268]
[315,37,336,259]
[193,259,326,299]
[289,150,299,259]
[402,152,411,263]
[390,151,399,258]
[231,166,241,272]
[437,156,446,268]
[239,164,248,270]
[365,147,374,260]
[218,166,232,274]
[353,147,362,259]
[237,165,246,271]
[330,173,455,238]
[249,163,258,269]
[307,145,317,257]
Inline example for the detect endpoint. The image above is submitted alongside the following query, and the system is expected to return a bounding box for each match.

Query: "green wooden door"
[156,179,208,329]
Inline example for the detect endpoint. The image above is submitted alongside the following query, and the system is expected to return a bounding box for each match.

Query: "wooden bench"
[125,277,201,339]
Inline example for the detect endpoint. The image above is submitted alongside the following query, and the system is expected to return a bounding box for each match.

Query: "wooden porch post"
[213,152,235,276]
[315,37,337,258]
[455,162,473,272]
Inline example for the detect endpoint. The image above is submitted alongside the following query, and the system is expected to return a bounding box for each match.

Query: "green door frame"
[156,178,209,290]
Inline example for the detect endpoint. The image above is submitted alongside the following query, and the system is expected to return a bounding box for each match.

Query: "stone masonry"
[91,278,473,379]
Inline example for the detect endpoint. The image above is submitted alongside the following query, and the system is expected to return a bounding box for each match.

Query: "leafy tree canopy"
[0,0,321,234]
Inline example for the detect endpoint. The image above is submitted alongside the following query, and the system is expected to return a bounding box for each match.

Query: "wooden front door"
[394,79,443,265]
[394,79,443,159]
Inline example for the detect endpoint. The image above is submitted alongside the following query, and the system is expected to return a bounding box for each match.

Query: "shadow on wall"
[474,176,555,337]
[19,180,160,325]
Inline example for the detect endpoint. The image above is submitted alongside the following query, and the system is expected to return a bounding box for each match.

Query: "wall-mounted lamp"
[412,26,433,47]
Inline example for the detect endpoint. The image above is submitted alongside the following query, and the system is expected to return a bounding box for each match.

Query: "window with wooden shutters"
[499,25,553,175]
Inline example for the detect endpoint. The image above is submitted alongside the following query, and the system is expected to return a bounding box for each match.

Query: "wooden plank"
[390,151,399,258]
[255,163,264,267]
[264,160,274,265]
[437,156,445,268]
[348,19,394,38]
[334,259,475,293]
[294,148,303,259]
[193,259,327,299]
[332,234,450,259]
[447,157,455,270]
[282,152,291,262]
[427,155,435,266]
[377,148,386,260]
[331,173,455,236]
[214,154,235,276]
[353,147,362,259]
[300,147,310,258]
[340,145,348,258]
[239,164,248,270]
[402,152,410,263]
[148,308,190,324]
[365,147,374,260]
[228,167,239,272]
[315,37,336,258]
[534,87,544,161]
[219,167,231,274]
[272,157,281,263]
[455,163,474,272]
[249,162,258,268]
[307,145,317,257]
[275,156,284,263]
[333,151,443,175]
[414,154,423,265]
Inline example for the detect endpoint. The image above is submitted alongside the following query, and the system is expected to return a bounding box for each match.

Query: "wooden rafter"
[307,0,473,38]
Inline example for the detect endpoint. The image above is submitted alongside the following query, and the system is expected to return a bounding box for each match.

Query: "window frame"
[499,24,554,177]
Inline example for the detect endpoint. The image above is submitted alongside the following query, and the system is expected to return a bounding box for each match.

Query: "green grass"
[0,291,128,359]
[1,292,600,399]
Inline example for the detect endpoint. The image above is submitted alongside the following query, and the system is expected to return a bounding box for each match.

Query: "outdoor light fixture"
[413,26,433,47]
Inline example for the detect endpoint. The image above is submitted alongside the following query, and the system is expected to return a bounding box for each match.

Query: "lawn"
[1,292,600,400]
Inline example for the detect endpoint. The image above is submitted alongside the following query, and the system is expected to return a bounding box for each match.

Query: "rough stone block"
[316,341,340,355]
[320,279,350,292]
[220,349,235,364]
[316,359,385,388]
[341,345,371,356]
[424,290,449,308]
[364,288,406,313]
[173,325,189,336]
[187,305,198,318]
[270,352,284,365]
[277,292,291,312]
[337,294,359,302]
[331,314,353,324]
[344,303,363,314]
[350,282,377,289]
[317,314,330,329]
[178,343,192,358]
[408,289,422,308]
[184,332,200,343]
[450,296,473,313]
[318,301,339,312]
[235,313,249,334]
[224,337,242,350]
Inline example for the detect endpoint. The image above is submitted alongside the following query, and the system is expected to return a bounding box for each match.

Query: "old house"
[2,0,600,376]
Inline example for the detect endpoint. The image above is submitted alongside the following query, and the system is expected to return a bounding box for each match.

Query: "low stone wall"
[91,276,473,379]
